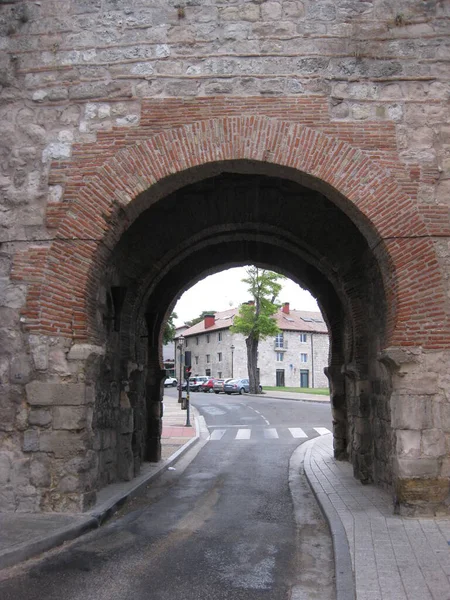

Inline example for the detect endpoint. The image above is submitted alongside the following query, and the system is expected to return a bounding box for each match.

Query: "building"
[163,325,188,377]
[177,303,329,389]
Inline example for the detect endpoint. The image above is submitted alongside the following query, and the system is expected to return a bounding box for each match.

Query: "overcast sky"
[174,266,320,326]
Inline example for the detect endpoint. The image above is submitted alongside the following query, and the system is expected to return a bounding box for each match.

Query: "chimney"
[282,302,290,314]
[204,313,215,328]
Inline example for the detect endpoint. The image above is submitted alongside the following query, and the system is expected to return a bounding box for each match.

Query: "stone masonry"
[0,0,449,514]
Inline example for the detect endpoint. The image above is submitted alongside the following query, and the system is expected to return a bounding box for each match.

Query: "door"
[300,369,309,388]
[276,369,285,387]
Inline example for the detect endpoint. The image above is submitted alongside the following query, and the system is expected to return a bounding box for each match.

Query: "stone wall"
[0,0,449,513]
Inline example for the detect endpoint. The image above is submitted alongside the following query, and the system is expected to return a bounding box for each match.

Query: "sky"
[174,266,319,326]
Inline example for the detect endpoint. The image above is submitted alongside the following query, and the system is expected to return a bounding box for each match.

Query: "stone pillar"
[325,365,348,460]
[144,312,165,463]
[381,347,450,516]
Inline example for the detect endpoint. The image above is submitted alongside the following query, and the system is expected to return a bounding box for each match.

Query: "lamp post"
[177,335,184,404]
[231,344,235,378]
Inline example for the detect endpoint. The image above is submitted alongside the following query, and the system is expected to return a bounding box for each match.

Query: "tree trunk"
[246,334,260,394]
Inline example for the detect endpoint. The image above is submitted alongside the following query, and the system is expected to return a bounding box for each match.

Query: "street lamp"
[177,335,184,404]
[231,344,235,378]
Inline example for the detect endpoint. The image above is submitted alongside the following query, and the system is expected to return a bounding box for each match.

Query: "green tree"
[231,267,285,393]
[185,310,217,328]
[163,311,178,345]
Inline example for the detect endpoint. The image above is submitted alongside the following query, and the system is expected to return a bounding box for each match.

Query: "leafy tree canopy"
[163,311,178,345]
[231,267,285,340]
[185,310,217,328]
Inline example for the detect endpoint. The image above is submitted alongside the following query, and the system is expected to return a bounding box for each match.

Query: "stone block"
[52,406,87,430]
[261,2,282,20]
[395,457,439,478]
[30,457,50,487]
[9,353,32,384]
[28,335,48,371]
[0,486,15,511]
[26,381,88,406]
[39,431,88,458]
[29,408,52,426]
[396,429,421,458]
[67,343,105,361]
[422,428,446,458]
[57,475,82,493]
[119,408,133,434]
[396,477,450,505]
[391,395,433,430]
[0,451,11,484]
[23,429,39,452]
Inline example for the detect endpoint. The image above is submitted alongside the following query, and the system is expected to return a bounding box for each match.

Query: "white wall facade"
[181,327,329,389]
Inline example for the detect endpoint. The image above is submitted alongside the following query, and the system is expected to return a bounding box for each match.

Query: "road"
[0,391,335,600]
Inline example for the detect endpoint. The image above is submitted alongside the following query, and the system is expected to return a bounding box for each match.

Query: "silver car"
[224,378,249,395]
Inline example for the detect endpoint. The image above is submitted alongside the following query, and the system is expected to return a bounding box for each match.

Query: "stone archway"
[11,116,450,515]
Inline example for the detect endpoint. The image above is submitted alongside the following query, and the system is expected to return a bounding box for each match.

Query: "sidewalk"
[0,393,198,570]
[303,434,450,600]
[259,389,330,403]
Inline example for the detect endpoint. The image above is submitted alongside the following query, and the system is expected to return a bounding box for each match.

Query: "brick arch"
[14,116,449,348]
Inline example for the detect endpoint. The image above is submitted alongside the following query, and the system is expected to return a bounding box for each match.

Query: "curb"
[0,410,201,571]
[247,392,330,404]
[0,517,99,571]
[301,435,355,600]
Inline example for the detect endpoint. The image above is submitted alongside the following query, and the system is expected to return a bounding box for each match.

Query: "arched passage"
[13,118,450,514]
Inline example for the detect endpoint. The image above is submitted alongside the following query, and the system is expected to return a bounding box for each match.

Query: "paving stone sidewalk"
[0,393,197,570]
[305,434,450,600]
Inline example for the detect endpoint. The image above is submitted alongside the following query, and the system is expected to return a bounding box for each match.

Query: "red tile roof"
[181,307,327,337]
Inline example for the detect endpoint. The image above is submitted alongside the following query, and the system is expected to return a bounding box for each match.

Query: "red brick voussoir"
[10,102,450,349]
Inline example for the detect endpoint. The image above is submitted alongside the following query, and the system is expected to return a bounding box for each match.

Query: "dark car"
[201,378,215,393]
[224,378,250,395]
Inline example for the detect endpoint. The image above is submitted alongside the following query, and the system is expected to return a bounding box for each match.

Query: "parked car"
[223,378,263,394]
[213,378,232,394]
[224,378,250,395]
[188,376,209,391]
[201,378,216,393]
[164,377,178,387]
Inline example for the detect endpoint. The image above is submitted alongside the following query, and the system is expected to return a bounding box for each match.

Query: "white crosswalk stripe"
[207,426,331,441]
[209,429,226,440]
[236,429,251,439]
[288,427,308,438]
[314,427,332,436]
[263,428,279,439]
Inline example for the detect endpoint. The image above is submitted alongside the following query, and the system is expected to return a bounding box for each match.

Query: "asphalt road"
[0,392,335,600]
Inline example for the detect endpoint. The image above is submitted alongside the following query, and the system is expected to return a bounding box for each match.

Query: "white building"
[175,303,329,389]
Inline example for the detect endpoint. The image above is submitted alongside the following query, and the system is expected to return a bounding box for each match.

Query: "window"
[195,356,199,365]
[185,338,189,347]
[206,354,210,363]
[276,352,284,362]
[300,353,308,363]
[205,368,211,376]
[218,371,222,378]
[218,352,222,362]
[206,334,210,343]
[275,333,284,348]
[218,332,222,342]
[299,333,307,343]
[196,337,199,345]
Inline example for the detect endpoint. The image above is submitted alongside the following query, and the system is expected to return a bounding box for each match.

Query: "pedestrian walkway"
[304,434,450,600]
[0,393,198,571]
[207,425,332,441]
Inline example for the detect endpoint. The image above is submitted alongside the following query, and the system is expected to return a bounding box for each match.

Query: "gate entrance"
[8,114,450,516]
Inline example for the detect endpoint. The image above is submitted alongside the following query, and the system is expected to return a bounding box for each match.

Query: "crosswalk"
[207,426,331,442]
